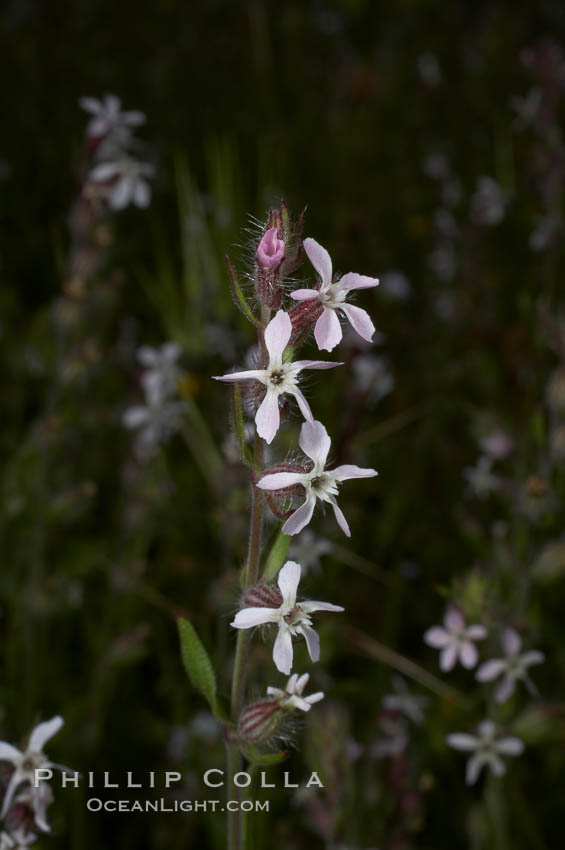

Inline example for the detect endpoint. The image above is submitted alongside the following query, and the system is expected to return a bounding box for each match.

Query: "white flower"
[463,455,501,498]
[288,530,333,575]
[13,780,54,833]
[122,399,184,459]
[79,94,145,141]
[214,311,341,444]
[137,341,182,405]
[476,628,545,703]
[257,419,377,536]
[480,429,514,460]
[351,354,394,405]
[89,158,154,210]
[382,676,429,725]
[231,560,343,675]
[290,238,379,351]
[470,176,508,226]
[0,831,36,849]
[267,673,324,712]
[424,608,487,671]
[379,270,412,300]
[0,717,63,819]
[447,720,524,785]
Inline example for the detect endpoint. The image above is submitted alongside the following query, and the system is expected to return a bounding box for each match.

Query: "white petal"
[459,641,479,668]
[289,288,319,301]
[1,770,22,818]
[255,389,281,444]
[466,625,487,640]
[213,369,266,382]
[331,464,378,482]
[162,342,181,362]
[137,346,158,366]
[494,676,515,703]
[257,471,305,490]
[522,650,545,667]
[329,497,351,536]
[291,387,314,422]
[29,716,64,752]
[90,161,120,181]
[303,237,332,286]
[444,607,465,632]
[0,742,22,762]
[295,673,309,693]
[300,624,320,663]
[502,628,521,656]
[496,737,524,756]
[287,673,300,692]
[299,419,331,466]
[291,359,343,371]
[340,303,376,343]
[466,753,487,785]
[273,626,294,674]
[277,561,301,607]
[446,733,479,752]
[314,308,342,352]
[424,626,450,648]
[338,272,379,291]
[440,644,457,672]
[122,406,149,428]
[476,659,505,682]
[282,496,317,536]
[79,96,101,114]
[264,310,292,366]
[123,109,146,126]
[300,600,344,614]
[231,607,280,629]
[488,754,506,776]
[305,691,324,705]
[134,179,151,209]
[109,177,132,210]
[266,686,284,698]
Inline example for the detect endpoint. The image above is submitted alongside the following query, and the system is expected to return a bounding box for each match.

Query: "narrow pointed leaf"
[226,255,260,327]
[177,617,218,715]
[261,527,291,582]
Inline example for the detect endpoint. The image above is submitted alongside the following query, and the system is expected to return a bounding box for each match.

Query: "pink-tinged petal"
[290,288,320,301]
[299,419,331,466]
[257,471,305,491]
[29,716,64,752]
[338,272,380,291]
[315,308,342,352]
[440,644,457,672]
[444,607,465,633]
[475,659,505,682]
[522,650,545,667]
[502,628,521,656]
[446,733,479,752]
[300,624,320,663]
[110,178,132,210]
[213,369,265,383]
[340,303,376,343]
[255,390,280,445]
[300,600,344,614]
[292,359,343,371]
[303,237,332,285]
[496,737,524,756]
[134,179,151,209]
[264,310,292,365]
[90,161,120,181]
[494,676,515,704]
[277,561,301,607]
[424,626,450,648]
[291,387,314,422]
[273,626,294,674]
[122,407,149,428]
[329,497,351,536]
[332,464,378,482]
[79,96,101,114]
[459,641,479,669]
[231,607,280,629]
[257,228,285,269]
[466,625,487,640]
[123,109,146,126]
[105,94,121,116]
[0,742,22,762]
[282,496,316,536]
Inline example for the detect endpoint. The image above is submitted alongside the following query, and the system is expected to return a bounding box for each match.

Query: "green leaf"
[177,617,219,715]
[225,255,260,327]
[242,746,289,766]
[261,527,291,582]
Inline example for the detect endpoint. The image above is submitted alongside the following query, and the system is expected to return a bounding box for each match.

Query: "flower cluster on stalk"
[0,718,67,848]
[216,205,379,748]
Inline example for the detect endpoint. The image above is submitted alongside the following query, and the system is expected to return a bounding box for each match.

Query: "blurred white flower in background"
[425,608,487,671]
[463,455,501,498]
[288,529,333,575]
[470,176,508,226]
[80,94,145,141]
[382,676,429,724]
[352,355,394,406]
[447,720,524,785]
[476,628,544,702]
[89,159,154,210]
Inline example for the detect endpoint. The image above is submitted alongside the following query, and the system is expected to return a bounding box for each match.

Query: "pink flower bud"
[257,227,285,269]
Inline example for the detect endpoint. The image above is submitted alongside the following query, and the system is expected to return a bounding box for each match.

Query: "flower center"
[269,370,285,386]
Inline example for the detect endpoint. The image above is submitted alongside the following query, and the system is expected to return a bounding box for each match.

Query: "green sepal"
[242,746,289,766]
[261,527,291,582]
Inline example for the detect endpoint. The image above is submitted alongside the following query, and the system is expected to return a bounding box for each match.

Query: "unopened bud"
[288,299,323,347]
[257,227,285,270]
[238,700,283,744]
[242,584,283,609]
[258,462,310,520]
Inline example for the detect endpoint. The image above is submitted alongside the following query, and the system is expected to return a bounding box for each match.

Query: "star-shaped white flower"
[89,158,154,210]
[290,238,379,351]
[424,608,487,671]
[257,419,377,536]
[137,341,182,405]
[267,673,324,712]
[214,311,341,444]
[475,628,545,703]
[79,94,145,140]
[447,720,524,785]
[230,560,343,675]
[0,717,64,820]
[0,831,36,850]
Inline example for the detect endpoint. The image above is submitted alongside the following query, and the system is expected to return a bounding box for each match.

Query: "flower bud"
[238,700,283,744]
[257,227,285,270]
[241,583,283,609]
[257,461,311,520]
[288,299,323,347]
